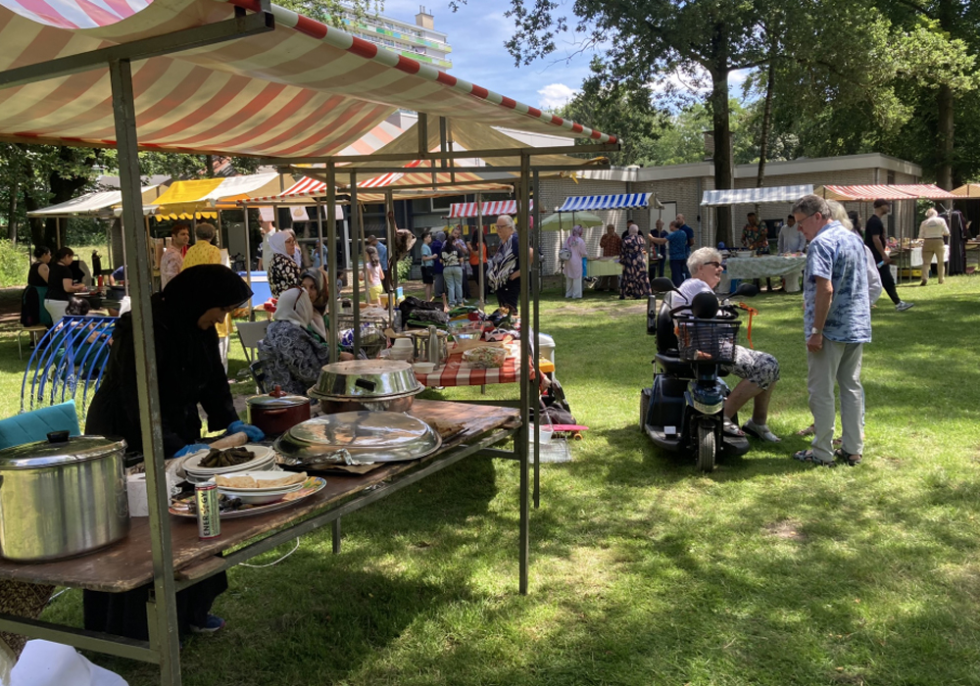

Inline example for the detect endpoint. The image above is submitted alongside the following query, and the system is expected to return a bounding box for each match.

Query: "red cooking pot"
[246,386,311,435]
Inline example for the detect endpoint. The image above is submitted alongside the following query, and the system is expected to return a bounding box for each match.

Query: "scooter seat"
[655,351,730,378]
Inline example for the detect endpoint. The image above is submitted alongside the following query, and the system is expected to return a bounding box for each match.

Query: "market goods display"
[200,447,253,469]
[462,346,507,369]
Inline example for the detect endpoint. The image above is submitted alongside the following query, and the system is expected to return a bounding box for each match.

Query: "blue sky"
[380,0,596,110]
[377,1,752,113]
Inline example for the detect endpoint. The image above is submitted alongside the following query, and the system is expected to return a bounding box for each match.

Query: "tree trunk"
[756,44,776,188]
[7,179,18,244]
[710,71,733,246]
[936,0,955,188]
[936,86,955,189]
[204,155,215,178]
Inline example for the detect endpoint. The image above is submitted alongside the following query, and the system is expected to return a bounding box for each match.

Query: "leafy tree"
[553,59,668,167]
[450,0,776,244]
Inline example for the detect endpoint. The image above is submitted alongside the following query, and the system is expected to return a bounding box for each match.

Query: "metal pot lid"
[0,432,126,469]
[247,385,311,408]
[275,412,441,463]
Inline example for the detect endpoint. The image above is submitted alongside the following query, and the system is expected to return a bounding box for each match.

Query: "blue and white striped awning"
[700,185,813,206]
[558,193,651,212]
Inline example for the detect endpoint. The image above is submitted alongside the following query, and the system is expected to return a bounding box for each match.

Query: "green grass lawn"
[1,274,979,685]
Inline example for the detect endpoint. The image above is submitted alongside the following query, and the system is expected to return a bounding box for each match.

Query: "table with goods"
[723,253,808,292]
[887,239,951,282]
[385,308,555,388]
[585,257,622,278]
[0,365,523,665]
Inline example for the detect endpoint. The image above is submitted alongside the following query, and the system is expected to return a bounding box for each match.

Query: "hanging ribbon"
[738,302,758,349]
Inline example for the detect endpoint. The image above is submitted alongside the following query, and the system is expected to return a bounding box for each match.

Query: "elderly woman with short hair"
[618,224,650,299]
[181,222,221,270]
[673,247,782,442]
[488,215,532,313]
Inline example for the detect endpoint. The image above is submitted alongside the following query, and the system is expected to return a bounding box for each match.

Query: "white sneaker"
[895,301,915,312]
[742,419,781,442]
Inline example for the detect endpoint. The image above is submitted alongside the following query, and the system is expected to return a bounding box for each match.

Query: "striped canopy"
[150,172,287,219]
[558,193,651,211]
[0,0,616,158]
[818,184,956,201]
[242,168,512,205]
[28,186,159,217]
[448,200,530,218]
[700,185,814,206]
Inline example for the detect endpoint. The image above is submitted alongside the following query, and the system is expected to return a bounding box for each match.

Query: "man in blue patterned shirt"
[791,195,871,468]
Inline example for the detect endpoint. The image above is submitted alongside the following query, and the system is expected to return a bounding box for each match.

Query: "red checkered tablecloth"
[415,346,554,387]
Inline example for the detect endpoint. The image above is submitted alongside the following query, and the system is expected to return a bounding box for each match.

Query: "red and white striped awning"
[819,184,956,201]
[0,0,616,158]
[448,200,531,218]
[242,170,512,204]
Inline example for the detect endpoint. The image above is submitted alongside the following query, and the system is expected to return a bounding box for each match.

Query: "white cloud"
[538,83,578,109]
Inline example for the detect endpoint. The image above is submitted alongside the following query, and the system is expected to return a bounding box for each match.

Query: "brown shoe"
[920,280,928,286]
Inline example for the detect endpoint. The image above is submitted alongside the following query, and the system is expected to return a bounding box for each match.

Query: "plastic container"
[462,346,507,369]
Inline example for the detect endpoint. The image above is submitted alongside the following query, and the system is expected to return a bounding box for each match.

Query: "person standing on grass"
[649,222,689,287]
[420,232,435,302]
[792,194,870,468]
[598,223,622,291]
[675,214,695,279]
[865,199,914,311]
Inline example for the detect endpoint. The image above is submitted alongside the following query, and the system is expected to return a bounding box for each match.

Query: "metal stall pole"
[532,170,541,509]
[517,152,531,595]
[244,207,253,321]
[109,57,182,686]
[326,164,339,363]
[385,189,395,324]
[476,192,485,311]
[315,198,325,276]
[350,172,361,353]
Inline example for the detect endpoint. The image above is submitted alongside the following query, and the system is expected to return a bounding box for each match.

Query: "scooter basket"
[675,317,740,363]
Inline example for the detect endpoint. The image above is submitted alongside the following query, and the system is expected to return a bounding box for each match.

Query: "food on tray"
[199,446,254,469]
[462,346,507,369]
[215,472,307,489]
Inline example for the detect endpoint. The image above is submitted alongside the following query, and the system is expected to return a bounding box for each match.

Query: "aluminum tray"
[275,412,442,463]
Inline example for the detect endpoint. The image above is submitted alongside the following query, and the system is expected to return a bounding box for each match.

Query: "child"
[420,232,435,302]
[364,246,384,306]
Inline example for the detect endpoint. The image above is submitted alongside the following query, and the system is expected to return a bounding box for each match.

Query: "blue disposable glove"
[174,443,210,458]
[227,420,265,443]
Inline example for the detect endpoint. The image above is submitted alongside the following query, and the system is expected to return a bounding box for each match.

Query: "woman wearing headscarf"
[258,287,335,396]
[84,265,264,640]
[617,224,651,299]
[268,229,302,298]
[561,225,589,299]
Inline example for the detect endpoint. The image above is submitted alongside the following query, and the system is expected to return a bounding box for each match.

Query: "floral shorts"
[724,345,780,389]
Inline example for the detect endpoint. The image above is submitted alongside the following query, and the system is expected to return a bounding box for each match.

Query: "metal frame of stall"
[0,6,618,685]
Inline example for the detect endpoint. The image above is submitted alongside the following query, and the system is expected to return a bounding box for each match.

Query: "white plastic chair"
[44,300,68,326]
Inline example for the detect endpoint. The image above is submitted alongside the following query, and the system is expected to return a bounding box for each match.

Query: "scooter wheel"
[696,423,717,472]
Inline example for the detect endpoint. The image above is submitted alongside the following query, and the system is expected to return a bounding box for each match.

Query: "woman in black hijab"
[86,264,260,457]
[84,265,261,639]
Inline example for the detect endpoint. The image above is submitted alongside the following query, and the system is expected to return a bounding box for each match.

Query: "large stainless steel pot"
[0,432,130,562]
[308,360,424,414]
[247,386,312,435]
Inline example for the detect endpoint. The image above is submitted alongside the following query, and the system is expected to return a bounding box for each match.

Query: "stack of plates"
[181,446,277,484]
[215,471,307,505]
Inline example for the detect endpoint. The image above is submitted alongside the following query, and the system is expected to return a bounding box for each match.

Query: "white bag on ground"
[10,640,127,686]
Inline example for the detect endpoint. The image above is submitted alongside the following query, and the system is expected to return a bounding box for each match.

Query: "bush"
[0,240,30,288]
[396,255,413,281]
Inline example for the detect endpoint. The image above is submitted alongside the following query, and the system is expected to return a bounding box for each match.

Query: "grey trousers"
[807,340,864,462]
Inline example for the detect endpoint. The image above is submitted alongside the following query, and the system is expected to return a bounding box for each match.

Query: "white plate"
[182,446,274,475]
[211,471,308,491]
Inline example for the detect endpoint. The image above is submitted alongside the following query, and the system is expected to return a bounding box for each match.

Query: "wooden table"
[0,400,522,670]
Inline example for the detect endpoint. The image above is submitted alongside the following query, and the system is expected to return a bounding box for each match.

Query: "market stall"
[0,0,619,683]
[817,184,958,280]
